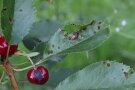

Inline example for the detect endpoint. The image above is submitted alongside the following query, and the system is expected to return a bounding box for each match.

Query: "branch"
[2,60,19,90]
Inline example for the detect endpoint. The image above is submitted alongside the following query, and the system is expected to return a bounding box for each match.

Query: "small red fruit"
[0,36,18,56]
[27,66,49,85]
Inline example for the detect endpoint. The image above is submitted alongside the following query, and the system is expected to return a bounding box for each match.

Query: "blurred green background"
[1,0,135,89]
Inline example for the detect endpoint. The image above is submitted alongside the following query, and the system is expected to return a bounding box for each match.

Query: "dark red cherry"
[0,36,18,56]
[27,66,49,85]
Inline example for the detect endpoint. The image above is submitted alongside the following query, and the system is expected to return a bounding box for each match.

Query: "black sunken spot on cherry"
[34,70,43,81]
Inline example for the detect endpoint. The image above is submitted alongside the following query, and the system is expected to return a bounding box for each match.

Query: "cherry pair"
[0,36,49,85]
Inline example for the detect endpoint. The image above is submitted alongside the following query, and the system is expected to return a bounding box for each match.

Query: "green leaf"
[23,38,41,50]
[1,0,35,44]
[55,61,135,90]
[42,20,109,59]
[25,20,62,42]
[1,0,15,41]
[46,68,76,87]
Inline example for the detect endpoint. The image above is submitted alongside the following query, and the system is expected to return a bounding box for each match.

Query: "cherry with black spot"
[27,66,49,85]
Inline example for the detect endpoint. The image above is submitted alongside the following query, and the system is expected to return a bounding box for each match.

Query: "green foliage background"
[1,0,135,90]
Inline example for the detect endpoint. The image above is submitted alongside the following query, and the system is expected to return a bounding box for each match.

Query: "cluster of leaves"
[0,0,135,90]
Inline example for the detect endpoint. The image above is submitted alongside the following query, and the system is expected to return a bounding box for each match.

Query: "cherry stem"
[2,60,19,90]
[12,61,29,66]
[6,44,11,61]
[27,56,36,69]
[13,59,48,72]
[0,71,4,83]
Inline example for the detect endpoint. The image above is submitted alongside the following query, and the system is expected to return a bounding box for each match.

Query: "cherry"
[0,36,18,56]
[27,66,49,85]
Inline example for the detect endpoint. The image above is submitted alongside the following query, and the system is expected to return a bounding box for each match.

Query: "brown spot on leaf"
[82,27,87,31]
[2,8,7,11]
[102,61,107,64]
[107,63,111,67]
[99,22,102,24]
[61,30,64,32]
[98,26,100,30]
[69,37,71,40]
[9,17,14,24]
[69,32,79,41]
[80,27,87,32]
[130,71,134,74]
[64,33,68,37]
[89,20,95,25]
[38,57,43,59]
[102,61,111,67]
[124,72,128,79]
[71,24,75,25]
[2,8,7,16]
[48,50,53,54]
[93,31,96,34]
[19,9,23,12]
[58,46,60,49]
[52,44,55,48]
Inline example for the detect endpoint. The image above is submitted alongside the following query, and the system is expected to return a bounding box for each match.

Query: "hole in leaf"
[69,32,79,41]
